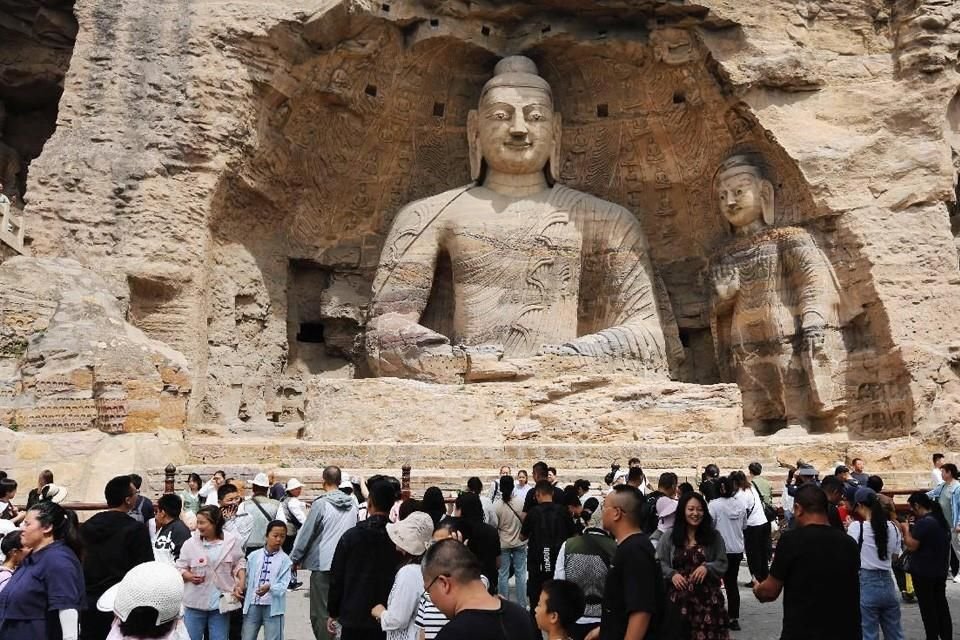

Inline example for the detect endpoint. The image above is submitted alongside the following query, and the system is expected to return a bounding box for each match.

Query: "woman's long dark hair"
[862,494,890,561]
[907,492,950,532]
[500,475,515,503]
[670,492,716,552]
[730,470,750,492]
[422,487,446,527]
[30,501,83,559]
[717,475,735,499]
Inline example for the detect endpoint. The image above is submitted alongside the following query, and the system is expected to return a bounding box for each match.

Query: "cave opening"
[0,1,77,209]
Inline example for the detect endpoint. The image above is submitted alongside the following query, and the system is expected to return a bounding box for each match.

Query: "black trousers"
[341,628,387,640]
[743,523,770,581]
[80,607,113,640]
[570,622,600,640]
[723,552,744,619]
[912,574,953,640]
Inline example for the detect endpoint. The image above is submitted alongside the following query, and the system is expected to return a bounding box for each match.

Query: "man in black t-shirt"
[754,484,860,640]
[521,480,578,613]
[587,485,663,640]
[423,538,537,640]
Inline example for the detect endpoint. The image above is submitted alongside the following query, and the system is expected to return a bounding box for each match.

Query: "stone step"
[183,436,892,470]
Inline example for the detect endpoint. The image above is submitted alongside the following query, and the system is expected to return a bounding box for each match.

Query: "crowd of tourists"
[0,453,956,640]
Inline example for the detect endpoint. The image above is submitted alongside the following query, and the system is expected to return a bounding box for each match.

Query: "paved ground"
[279,564,960,639]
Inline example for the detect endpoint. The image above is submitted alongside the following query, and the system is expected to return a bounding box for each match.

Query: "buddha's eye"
[493,111,509,120]
[528,111,544,121]
[736,189,743,196]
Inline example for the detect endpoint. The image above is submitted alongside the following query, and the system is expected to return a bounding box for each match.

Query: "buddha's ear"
[467,110,482,182]
[549,112,563,184]
[760,179,775,226]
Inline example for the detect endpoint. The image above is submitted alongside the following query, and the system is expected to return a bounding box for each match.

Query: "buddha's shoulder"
[393,185,475,219]
[552,184,635,219]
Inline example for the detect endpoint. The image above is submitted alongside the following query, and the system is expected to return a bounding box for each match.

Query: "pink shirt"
[175,531,246,610]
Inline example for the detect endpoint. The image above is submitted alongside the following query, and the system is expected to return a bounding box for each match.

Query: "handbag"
[752,481,777,523]
[218,592,242,613]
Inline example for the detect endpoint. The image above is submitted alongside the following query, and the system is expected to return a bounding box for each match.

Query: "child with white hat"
[96,561,187,640]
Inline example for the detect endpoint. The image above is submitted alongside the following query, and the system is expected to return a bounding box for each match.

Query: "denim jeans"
[241,604,284,640]
[498,545,527,605]
[859,569,904,640]
[183,606,230,640]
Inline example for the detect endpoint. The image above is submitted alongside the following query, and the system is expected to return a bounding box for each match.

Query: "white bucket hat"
[97,561,184,625]
[286,478,303,491]
[42,483,68,504]
[252,472,270,487]
[386,512,434,557]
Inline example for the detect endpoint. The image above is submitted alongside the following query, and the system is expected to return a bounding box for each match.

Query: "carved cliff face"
[475,86,555,176]
[717,170,767,231]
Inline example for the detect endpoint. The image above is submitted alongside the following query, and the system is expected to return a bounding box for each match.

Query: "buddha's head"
[468,56,562,182]
[714,154,775,231]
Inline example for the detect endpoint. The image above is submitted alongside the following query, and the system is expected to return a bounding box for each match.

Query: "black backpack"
[640,490,665,535]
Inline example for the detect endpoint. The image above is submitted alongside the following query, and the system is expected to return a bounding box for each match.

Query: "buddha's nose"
[509,111,528,136]
[725,192,737,208]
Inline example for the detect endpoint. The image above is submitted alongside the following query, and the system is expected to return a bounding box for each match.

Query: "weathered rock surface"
[1,427,186,504]
[0,257,191,433]
[304,376,744,444]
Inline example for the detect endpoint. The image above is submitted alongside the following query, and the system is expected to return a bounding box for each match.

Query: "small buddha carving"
[365,56,674,382]
[708,153,848,432]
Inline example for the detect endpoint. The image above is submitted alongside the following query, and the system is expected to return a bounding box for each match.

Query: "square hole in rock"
[433,102,445,117]
[365,84,378,97]
[596,104,609,118]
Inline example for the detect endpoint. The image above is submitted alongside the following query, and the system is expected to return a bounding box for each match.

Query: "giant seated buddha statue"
[365,56,676,383]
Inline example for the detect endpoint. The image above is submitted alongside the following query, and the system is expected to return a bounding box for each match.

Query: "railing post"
[164,463,176,495]
[401,464,411,500]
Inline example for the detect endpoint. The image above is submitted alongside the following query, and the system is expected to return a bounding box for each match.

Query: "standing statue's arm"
[781,229,838,337]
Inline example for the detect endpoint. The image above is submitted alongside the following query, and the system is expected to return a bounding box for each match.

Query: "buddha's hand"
[366,313,451,352]
[365,313,460,381]
[711,263,739,301]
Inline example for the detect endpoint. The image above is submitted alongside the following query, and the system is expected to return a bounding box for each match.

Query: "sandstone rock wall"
[0,257,191,433]
[9,0,960,443]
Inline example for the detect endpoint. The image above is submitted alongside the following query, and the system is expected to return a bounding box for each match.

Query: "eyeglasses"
[425,573,450,594]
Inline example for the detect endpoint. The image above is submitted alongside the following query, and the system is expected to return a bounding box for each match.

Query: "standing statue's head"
[468,56,562,183]
[714,154,775,233]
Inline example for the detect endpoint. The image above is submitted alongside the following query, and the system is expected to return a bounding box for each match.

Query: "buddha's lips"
[503,142,532,149]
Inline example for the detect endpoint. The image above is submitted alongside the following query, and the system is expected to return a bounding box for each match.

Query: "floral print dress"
[668,543,730,640]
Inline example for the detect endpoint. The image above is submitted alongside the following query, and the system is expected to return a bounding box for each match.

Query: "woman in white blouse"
[371,512,435,640]
[848,487,904,640]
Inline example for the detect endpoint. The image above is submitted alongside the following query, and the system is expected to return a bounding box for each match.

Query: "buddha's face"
[477,85,555,175]
[717,169,763,229]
